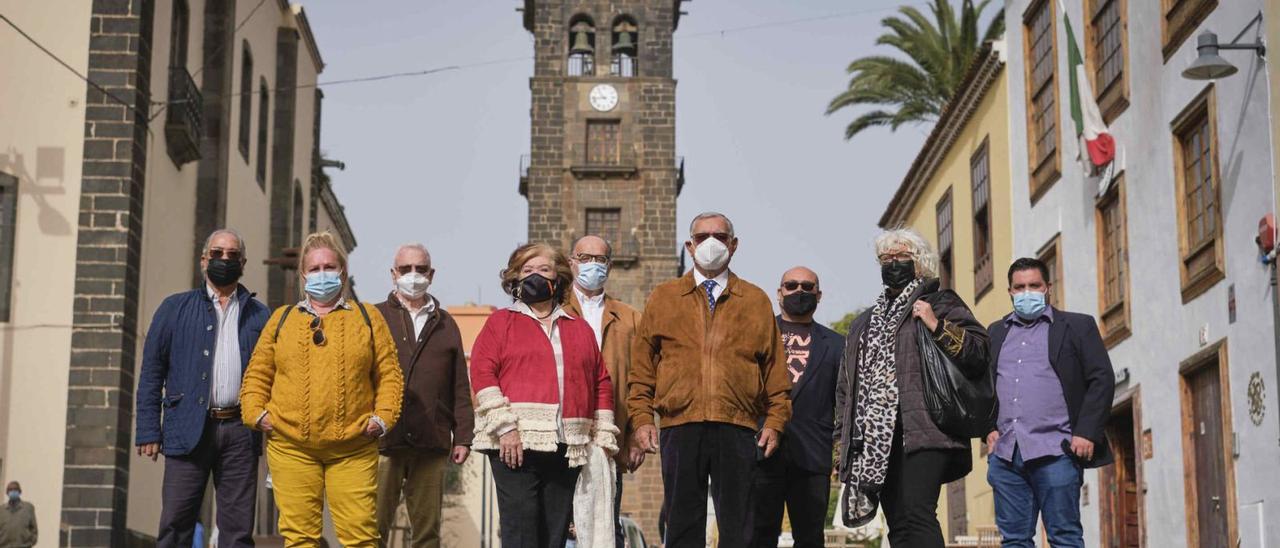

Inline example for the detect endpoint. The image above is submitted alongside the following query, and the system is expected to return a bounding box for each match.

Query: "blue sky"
[307,0,939,324]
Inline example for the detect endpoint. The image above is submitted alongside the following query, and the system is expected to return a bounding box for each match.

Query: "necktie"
[702,279,718,313]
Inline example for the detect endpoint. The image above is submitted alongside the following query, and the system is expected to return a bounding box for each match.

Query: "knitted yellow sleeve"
[365,304,404,431]
[240,305,288,428]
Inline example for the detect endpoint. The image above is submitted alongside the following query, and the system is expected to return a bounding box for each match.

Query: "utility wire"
[678,2,927,39]
[0,13,145,118]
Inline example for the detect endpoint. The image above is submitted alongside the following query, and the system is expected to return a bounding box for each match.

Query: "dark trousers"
[751,449,831,548]
[157,417,258,548]
[487,445,580,548]
[880,425,948,548]
[987,447,1084,548]
[659,422,757,548]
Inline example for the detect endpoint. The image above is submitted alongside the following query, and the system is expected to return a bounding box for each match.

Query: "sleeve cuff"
[475,387,519,437]
[370,416,388,437]
[593,410,621,456]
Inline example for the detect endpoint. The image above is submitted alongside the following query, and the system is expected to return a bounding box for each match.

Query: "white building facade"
[1004,1,1279,546]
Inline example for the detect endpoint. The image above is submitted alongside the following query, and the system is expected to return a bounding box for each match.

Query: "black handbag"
[916,320,996,438]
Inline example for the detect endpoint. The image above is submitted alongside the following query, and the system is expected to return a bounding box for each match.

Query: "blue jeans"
[987,447,1084,548]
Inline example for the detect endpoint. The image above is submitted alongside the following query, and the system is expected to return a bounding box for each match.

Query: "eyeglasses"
[782,280,817,292]
[395,264,431,275]
[208,248,243,261]
[309,316,326,346]
[574,253,610,265]
[876,252,914,265]
[691,232,732,244]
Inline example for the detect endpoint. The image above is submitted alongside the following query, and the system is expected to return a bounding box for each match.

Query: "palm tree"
[827,0,1004,140]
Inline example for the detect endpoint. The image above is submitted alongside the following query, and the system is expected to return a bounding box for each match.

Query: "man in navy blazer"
[752,267,845,548]
[984,258,1115,548]
[136,229,270,548]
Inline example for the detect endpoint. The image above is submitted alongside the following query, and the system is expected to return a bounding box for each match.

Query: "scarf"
[572,445,617,547]
[845,278,921,520]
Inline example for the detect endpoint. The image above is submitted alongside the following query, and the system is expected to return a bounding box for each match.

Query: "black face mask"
[516,274,557,304]
[880,260,915,290]
[206,258,244,287]
[781,291,818,317]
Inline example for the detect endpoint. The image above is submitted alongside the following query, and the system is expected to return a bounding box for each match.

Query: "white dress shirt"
[692,268,731,303]
[510,301,572,442]
[574,287,606,348]
[208,286,243,409]
[397,293,437,340]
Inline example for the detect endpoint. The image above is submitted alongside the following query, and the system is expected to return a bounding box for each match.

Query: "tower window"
[586,208,622,248]
[586,120,621,165]
[568,17,596,77]
[611,17,638,77]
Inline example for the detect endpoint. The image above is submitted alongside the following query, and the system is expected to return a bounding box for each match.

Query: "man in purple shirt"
[984,258,1115,548]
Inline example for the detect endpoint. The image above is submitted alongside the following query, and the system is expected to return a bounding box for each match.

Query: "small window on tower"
[611,17,638,77]
[585,208,622,249]
[586,120,621,165]
[567,17,596,77]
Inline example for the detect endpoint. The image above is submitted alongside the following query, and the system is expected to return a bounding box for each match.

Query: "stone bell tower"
[518,0,688,538]
[519,0,687,307]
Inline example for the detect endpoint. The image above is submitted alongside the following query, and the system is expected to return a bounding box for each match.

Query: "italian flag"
[1063,5,1115,170]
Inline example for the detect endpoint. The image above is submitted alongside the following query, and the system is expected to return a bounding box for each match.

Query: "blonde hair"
[874,228,939,279]
[298,231,349,281]
[500,242,572,296]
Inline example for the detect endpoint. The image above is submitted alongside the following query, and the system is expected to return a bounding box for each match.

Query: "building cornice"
[879,42,1005,229]
[316,178,357,252]
[291,4,325,72]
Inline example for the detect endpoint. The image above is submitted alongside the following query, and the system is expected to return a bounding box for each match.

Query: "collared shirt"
[574,286,606,347]
[396,293,437,341]
[692,268,730,303]
[509,301,573,442]
[208,285,243,409]
[994,307,1071,462]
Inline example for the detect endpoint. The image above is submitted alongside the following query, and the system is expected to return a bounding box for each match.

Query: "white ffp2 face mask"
[693,237,731,271]
[396,272,430,299]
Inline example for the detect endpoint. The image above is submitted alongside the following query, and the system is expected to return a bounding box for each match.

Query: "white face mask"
[693,237,731,272]
[396,272,430,299]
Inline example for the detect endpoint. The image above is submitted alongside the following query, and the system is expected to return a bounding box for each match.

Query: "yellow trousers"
[266,435,380,547]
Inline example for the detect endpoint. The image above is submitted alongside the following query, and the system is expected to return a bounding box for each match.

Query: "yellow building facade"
[878,42,1012,543]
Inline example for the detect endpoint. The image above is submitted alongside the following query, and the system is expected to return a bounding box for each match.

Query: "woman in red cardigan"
[470,242,618,548]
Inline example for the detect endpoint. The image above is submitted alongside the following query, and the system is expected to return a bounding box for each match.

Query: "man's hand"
[633,424,659,454]
[986,430,999,449]
[137,443,161,462]
[628,445,648,472]
[912,300,939,332]
[451,445,471,465]
[499,430,523,469]
[364,419,384,438]
[758,428,780,458]
[1070,436,1095,461]
[258,413,274,433]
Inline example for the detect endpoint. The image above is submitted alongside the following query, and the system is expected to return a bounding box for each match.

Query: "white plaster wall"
[1004,1,1280,546]
[0,1,93,542]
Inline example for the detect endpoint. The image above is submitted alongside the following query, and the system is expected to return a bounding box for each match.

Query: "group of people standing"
[133,209,1114,548]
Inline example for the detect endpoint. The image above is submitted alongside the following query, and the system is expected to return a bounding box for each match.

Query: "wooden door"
[1188,366,1230,548]
[1101,403,1141,547]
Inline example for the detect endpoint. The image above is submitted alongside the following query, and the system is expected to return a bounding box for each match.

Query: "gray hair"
[874,228,939,279]
[572,234,613,259]
[203,229,246,258]
[393,243,432,265]
[688,211,735,238]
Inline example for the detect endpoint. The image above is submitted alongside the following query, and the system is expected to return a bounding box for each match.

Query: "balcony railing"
[164,66,203,166]
[676,156,686,195]
[518,154,530,196]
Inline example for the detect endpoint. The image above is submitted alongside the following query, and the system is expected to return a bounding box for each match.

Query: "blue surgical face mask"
[575,262,609,292]
[304,271,344,303]
[1012,290,1047,320]
[6,490,18,502]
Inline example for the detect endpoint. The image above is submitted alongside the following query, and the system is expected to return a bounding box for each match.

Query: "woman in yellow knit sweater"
[240,232,403,547]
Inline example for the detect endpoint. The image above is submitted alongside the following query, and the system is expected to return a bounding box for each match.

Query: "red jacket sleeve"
[469,311,508,395]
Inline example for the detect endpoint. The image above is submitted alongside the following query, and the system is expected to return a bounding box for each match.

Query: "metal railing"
[164,65,203,165]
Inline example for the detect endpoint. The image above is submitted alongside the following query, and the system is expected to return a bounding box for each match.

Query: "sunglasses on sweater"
[309,316,326,346]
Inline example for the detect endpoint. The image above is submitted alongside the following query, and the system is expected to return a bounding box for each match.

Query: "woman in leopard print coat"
[834,228,990,547]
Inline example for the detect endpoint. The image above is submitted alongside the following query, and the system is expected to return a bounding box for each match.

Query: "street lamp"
[1182,14,1266,81]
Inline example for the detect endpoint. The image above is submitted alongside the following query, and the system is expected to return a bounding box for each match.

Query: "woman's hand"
[364,418,384,438]
[499,430,523,469]
[257,413,274,433]
[912,300,939,332]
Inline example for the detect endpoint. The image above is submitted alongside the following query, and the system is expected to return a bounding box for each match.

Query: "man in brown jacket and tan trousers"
[374,244,475,548]
[564,235,642,548]
[629,212,792,548]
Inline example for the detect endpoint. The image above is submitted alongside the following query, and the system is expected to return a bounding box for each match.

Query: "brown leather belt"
[209,406,240,420]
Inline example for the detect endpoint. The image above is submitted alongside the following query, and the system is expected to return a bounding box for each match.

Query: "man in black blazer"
[984,258,1115,548]
[752,267,845,548]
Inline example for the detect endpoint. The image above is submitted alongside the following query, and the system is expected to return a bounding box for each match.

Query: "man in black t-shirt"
[752,266,846,548]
